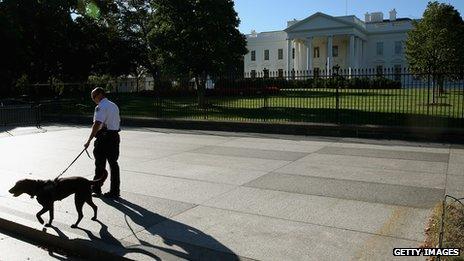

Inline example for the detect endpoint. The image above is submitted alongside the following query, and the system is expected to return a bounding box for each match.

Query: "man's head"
[91,87,106,104]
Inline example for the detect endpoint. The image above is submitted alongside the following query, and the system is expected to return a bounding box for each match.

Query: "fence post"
[427,73,431,116]
[36,104,41,128]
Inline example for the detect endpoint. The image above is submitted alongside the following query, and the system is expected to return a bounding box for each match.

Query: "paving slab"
[203,186,428,241]
[220,137,330,153]
[123,158,268,185]
[162,152,291,172]
[120,171,236,204]
[126,206,422,261]
[245,173,444,208]
[316,146,449,162]
[292,153,447,174]
[191,145,308,161]
[277,162,445,189]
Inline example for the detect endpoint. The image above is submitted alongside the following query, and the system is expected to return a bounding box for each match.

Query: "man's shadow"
[53,196,240,260]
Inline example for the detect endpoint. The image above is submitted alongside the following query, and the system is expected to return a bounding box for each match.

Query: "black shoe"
[103,192,120,199]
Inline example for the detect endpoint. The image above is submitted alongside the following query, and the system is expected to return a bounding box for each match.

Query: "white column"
[356,37,362,68]
[349,35,355,69]
[286,39,292,73]
[295,41,300,72]
[327,35,333,72]
[306,37,313,72]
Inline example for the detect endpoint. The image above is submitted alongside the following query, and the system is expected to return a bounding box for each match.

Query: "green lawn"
[42,88,464,127]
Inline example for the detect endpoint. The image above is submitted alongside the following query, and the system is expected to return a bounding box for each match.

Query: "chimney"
[389,8,397,21]
[365,12,370,22]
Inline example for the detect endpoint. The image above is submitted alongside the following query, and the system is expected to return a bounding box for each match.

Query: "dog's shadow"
[48,197,239,260]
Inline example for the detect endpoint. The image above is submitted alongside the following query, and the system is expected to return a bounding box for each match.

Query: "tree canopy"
[406,1,464,75]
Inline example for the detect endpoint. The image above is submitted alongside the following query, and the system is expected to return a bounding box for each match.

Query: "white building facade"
[244,10,413,76]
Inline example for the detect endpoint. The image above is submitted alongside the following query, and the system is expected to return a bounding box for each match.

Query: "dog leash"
[54,148,93,180]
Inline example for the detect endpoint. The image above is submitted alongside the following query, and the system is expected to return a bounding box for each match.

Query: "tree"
[406,1,464,100]
[115,0,160,81]
[149,0,247,106]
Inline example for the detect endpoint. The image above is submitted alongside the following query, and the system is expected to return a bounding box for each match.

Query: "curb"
[44,115,464,144]
[0,216,131,261]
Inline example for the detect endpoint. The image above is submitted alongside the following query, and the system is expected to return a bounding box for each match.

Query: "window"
[278,49,283,60]
[332,46,339,57]
[251,70,256,78]
[394,65,402,81]
[263,68,269,78]
[278,69,284,78]
[264,50,269,61]
[376,65,384,76]
[314,47,320,58]
[292,48,295,59]
[376,42,384,56]
[251,51,256,61]
[395,41,402,55]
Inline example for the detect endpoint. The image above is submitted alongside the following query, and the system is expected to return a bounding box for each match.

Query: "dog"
[8,171,107,228]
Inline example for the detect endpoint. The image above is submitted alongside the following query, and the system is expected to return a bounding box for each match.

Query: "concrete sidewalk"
[0,125,462,260]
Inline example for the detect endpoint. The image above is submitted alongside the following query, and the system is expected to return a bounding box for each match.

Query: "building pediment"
[285,12,360,33]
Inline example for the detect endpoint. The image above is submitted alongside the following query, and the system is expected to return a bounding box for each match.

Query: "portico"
[285,13,368,73]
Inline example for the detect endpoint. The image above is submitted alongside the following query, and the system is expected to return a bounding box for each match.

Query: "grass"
[41,88,464,127]
[423,202,464,261]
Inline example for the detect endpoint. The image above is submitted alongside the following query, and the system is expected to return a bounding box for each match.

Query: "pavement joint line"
[314,147,450,163]
[288,156,447,175]
[443,150,452,199]
[194,205,424,243]
[242,181,440,210]
[121,168,260,186]
[267,171,446,191]
[227,185,437,211]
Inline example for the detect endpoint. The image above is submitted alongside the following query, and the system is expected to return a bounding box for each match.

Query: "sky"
[234,0,464,34]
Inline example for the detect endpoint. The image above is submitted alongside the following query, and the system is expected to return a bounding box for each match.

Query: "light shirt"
[93,98,120,131]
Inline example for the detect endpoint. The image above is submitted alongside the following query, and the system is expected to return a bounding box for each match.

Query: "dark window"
[263,68,269,78]
[332,46,338,57]
[278,49,283,60]
[251,50,256,61]
[251,70,256,78]
[376,65,384,76]
[314,47,320,58]
[264,50,269,61]
[292,48,295,59]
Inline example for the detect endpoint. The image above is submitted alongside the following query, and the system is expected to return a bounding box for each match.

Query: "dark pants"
[93,130,120,194]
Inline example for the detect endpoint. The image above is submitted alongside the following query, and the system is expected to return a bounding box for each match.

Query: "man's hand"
[84,140,90,149]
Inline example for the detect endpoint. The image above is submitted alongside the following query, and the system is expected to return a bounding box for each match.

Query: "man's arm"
[84,121,102,149]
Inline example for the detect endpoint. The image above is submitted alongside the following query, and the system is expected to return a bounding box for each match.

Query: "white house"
[244,9,413,76]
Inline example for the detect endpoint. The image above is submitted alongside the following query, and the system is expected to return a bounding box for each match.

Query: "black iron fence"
[26,68,464,129]
[0,104,41,127]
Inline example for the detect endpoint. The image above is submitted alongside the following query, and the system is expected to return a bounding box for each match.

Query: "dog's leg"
[45,203,54,227]
[86,196,98,221]
[36,207,47,225]
[71,196,85,228]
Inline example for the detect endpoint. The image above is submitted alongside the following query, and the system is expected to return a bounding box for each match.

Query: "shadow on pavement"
[99,197,240,260]
[44,198,239,260]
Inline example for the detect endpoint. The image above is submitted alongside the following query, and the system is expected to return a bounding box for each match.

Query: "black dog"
[9,172,107,228]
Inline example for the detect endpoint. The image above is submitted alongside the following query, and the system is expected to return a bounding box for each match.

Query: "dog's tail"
[90,169,108,186]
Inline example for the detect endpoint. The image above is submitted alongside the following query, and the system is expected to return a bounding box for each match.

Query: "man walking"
[84,87,121,199]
